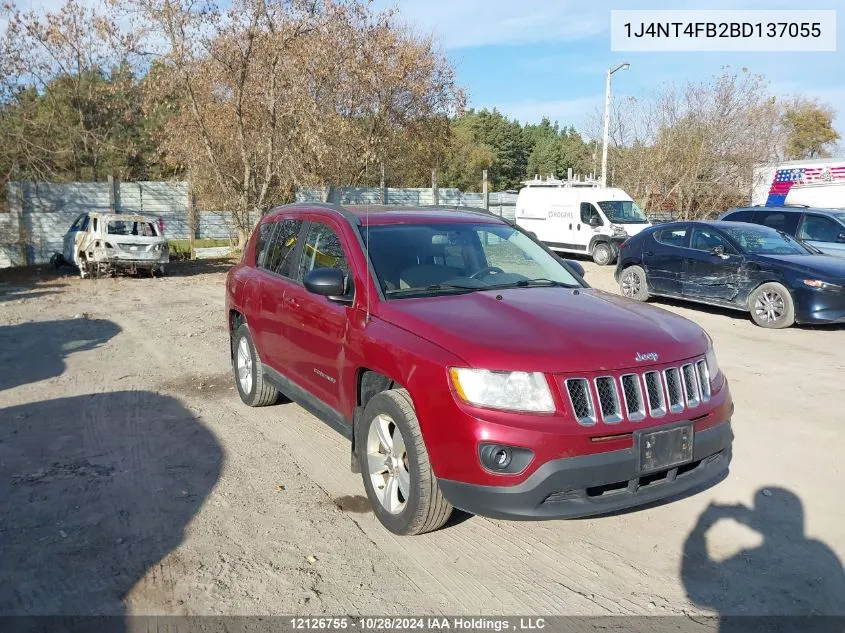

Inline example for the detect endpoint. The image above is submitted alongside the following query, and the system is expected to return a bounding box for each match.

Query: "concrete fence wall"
[0,180,238,268]
[1,181,514,268]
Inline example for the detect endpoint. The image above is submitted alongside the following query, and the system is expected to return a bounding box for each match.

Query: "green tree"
[782,99,840,159]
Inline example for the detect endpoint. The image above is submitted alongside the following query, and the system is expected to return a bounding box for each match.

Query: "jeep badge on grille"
[635,352,659,362]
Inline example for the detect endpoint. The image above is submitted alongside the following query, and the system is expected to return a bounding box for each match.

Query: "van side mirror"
[589,216,601,228]
[304,268,353,304]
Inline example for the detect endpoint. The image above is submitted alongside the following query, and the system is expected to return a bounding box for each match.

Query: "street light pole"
[601,62,630,188]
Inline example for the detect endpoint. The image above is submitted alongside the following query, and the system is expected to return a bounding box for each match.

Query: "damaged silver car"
[54,212,169,278]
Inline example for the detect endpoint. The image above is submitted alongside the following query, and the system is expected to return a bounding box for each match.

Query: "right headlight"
[705,339,721,381]
[449,368,555,413]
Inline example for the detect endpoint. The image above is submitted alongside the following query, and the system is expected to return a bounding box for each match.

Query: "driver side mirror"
[838,232,845,243]
[303,268,353,304]
[565,260,585,277]
[588,216,601,228]
[711,245,730,260]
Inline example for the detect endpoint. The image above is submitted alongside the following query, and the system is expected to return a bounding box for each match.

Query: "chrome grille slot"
[664,368,684,413]
[620,374,645,421]
[566,379,596,426]
[681,363,700,407]
[696,360,711,402]
[643,371,666,417]
[594,377,623,424]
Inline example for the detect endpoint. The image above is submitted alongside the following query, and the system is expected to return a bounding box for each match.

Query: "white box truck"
[514,177,651,265]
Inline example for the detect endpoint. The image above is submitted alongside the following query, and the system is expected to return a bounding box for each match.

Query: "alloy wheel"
[622,270,641,298]
[236,337,253,394]
[754,290,784,323]
[366,414,410,514]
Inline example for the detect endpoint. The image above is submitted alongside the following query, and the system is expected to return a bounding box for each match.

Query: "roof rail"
[271,201,362,225]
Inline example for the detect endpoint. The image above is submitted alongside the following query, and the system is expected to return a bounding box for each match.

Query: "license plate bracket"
[636,423,694,474]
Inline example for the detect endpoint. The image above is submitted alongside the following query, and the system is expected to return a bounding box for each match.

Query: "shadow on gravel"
[682,487,845,623]
[166,259,235,278]
[0,391,224,622]
[0,318,122,392]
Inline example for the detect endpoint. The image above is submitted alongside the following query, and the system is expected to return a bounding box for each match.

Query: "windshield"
[361,222,583,298]
[597,200,648,224]
[721,226,810,255]
[833,212,845,225]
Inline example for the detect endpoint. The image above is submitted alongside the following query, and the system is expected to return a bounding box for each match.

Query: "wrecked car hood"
[758,255,845,281]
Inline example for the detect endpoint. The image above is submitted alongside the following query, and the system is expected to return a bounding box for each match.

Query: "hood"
[621,223,651,236]
[377,287,708,374]
[758,254,845,282]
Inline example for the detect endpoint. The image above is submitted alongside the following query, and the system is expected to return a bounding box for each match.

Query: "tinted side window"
[263,219,303,278]
[799,214,842,242]
[690,228,735,253]
[723,210,753,222]
[655,227,688,247]
[254,221,277,267]
[297,222,350,283]
[755,211,799,235]
[69,214,85,231]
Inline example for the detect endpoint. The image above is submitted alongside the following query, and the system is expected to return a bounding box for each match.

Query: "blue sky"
[373,0,845,137]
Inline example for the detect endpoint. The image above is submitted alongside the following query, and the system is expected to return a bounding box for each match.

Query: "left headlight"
[449,368,555,413]
[803,279,845,293]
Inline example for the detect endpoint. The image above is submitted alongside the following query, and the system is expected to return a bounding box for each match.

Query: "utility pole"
[482,169,489,211]
[431,169,439,206]
[601,62,630,188]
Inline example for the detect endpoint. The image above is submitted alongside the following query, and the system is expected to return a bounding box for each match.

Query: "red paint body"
[226,205,732,489]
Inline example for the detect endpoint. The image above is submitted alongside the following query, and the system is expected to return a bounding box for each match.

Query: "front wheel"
[592,242,614,266]
[749,282,795,329]
[357,389,452,535]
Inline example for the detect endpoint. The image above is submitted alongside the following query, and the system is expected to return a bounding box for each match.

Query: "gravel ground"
[1,259,843,618]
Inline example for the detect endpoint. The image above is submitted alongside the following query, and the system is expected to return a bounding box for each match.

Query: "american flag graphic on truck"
[767,164,845,206]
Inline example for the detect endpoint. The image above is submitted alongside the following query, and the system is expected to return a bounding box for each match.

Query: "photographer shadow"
[682,487,845,628]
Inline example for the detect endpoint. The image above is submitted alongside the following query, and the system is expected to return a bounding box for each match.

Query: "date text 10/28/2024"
[290,618,547,631]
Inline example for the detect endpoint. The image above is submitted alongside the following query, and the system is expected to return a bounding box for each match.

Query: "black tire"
[232,324,280,406]
[749,282,795,329]
[591,242,614,266]
[356,389,452,535]
[619,265,650,302]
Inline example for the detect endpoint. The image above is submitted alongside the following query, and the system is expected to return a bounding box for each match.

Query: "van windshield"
[597,200,648,224]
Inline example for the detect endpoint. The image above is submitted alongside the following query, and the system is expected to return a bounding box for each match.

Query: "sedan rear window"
[108,220,158,237]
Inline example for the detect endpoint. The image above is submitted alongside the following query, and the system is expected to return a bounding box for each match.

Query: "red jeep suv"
[225,203,733,535]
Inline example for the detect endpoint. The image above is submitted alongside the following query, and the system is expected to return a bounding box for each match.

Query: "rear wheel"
[749,282,795,329]
[620,265,650,302]
[232,324,280,406]
[357,389,452,535]
[592,242,614,266]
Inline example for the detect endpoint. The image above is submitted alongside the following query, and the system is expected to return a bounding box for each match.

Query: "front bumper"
[438,421,732,520]
[793,286,845,324]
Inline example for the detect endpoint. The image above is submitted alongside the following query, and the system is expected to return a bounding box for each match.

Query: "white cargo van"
[514,177,651,265]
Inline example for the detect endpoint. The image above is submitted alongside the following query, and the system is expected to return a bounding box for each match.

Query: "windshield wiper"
[486,278,577,290]
[385,283,483,297]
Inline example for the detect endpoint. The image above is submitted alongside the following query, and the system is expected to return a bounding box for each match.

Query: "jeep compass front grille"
[564,358,711,426]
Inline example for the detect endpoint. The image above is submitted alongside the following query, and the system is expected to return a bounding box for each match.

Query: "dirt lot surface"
[1,259,844,617]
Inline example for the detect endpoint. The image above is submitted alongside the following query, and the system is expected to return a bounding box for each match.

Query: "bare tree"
[126,0,461,245]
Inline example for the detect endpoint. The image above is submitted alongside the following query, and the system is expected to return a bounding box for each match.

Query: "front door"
[283,220,355,412]
[683,227,743,302]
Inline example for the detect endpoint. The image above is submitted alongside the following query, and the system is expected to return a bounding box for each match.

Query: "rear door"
[797,213,845,257]
[682,226,743,302]
[644,225,689,295]
[751,210,801,237]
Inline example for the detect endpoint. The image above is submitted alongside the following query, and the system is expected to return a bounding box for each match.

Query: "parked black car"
[719,206,845,259]
[615,221,845,328]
